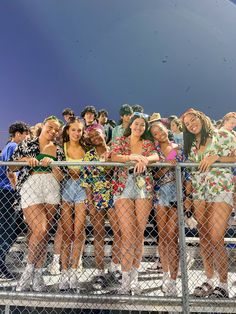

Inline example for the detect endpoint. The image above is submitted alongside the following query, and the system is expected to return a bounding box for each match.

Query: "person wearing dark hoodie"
[0,121,30,280]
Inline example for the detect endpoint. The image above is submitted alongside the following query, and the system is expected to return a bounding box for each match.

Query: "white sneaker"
[117,271,131,295]
[47,261,60,275]
[59,269,70,290]
[161,280,168,293]
[117,286,131,295]
[16,267,34,292]
[32,270,46,292]
[130,267,141,294]
[76,263,83,273]
[164,280,178,297]
[161,274,170,293]
[70,269,79,289]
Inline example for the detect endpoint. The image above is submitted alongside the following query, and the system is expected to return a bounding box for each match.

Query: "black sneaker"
[92,275,109,289]
[0,264,16,281]
[108,270,122,284]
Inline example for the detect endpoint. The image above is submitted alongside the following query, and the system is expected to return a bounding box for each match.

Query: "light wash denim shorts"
[155,181,177,207]
[62,178,87,204]
[114,174,149,203]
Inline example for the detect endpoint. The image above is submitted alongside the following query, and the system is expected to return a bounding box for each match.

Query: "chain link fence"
[0,161,236,314]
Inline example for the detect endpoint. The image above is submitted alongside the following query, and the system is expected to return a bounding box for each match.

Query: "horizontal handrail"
[1,161,236,168]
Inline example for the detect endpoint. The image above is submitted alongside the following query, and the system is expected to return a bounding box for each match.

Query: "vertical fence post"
[4,305,10,314]
[175,164,190,314]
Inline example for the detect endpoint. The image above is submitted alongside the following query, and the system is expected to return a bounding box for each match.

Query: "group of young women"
[9,110,236,298]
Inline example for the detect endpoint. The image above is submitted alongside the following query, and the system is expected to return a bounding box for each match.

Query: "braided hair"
[182,110,214,157]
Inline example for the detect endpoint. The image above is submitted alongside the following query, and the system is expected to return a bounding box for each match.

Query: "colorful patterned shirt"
[82,147,113,210]
[111,136,158,197]
[154,143,187,188]
[111,125,126,142]
[188,129,236,197]
[10,137,65,192]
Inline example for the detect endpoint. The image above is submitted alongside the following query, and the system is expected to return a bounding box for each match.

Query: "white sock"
[206,278,213,287]
[25,263,34,273]
[97,269,105,276]
[169,278,176,286]
[130,267,138,283]
[163,272,170,282]
[53,254,60,263]
[109,261,120,272]
[34,268,43,276]
[61,269,67,275]
[121,271,131,290]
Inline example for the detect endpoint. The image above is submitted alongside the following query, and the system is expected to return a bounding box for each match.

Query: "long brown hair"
[123,113,149,139]
[62,117,88,150]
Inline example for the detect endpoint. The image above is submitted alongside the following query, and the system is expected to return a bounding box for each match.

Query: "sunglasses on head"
[133,112,149,119]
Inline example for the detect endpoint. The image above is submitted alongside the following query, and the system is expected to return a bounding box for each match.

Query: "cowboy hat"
[149,112,161,123]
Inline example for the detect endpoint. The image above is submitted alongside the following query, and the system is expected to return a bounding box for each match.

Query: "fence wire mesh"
[0,161,236,314]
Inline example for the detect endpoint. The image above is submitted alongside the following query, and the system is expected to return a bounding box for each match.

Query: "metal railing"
[0,161,235,314]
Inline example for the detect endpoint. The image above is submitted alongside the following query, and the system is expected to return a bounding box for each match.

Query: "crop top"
[64,143,83,169]
[166,149,177,161]
[33,153,57,172]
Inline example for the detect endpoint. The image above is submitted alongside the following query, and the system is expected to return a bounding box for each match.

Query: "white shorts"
[20,173,60,209]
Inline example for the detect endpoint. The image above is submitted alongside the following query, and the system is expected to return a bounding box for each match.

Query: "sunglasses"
[133,112,149,119]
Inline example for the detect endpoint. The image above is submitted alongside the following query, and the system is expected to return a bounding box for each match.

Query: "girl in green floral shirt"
[183,110,236,299]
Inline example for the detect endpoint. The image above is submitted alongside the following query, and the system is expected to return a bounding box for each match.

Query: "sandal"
[208,287,229,299]
[193,282,214,297]
[146,260,163,273]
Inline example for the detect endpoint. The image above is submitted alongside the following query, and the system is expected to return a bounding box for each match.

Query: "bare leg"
[166,207,179,280]
[60,202,74,270]
[53,219,63,255]
[194,200,214,280]
[36,204,57,268]
[90,208,106,271]
[133,198,152,269]
[209,202,232,283]
[107,208,121,266]
[115,199,136,272]
[71,202,87,269]
[156,205,169,273]
[23,203,56,268]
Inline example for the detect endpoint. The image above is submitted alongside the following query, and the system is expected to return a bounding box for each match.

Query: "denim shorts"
[62,179,87,204]
[155,181,177,207]
[114,174,149,203]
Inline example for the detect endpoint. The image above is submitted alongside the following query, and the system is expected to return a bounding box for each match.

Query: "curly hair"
[222,112,236,124]
[80,105,97,119]
[171,118,183,132]
[182,110,214,157]
[9,121,30,136]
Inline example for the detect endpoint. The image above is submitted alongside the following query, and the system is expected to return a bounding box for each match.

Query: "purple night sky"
[0,0,236,147]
